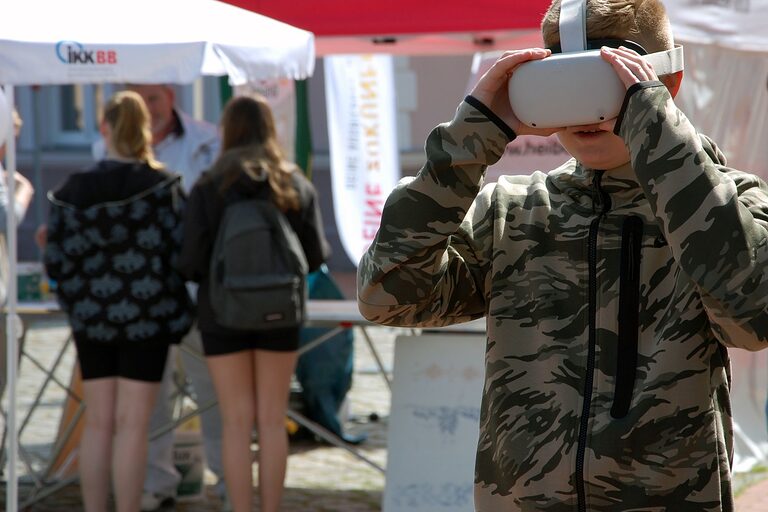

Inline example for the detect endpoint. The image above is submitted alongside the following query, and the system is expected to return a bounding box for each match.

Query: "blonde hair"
[212,93,299,212]
[541,0,674,54]
[102,91,163,169]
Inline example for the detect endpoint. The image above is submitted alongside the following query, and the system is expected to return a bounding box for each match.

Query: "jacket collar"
[549,133,726,213]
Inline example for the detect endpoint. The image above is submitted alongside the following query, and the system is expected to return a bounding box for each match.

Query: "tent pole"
[4,84,19,512]
[219,75,233,107]
[32,86,44,260]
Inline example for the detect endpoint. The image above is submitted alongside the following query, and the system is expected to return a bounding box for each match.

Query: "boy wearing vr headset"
[358,0,768,510]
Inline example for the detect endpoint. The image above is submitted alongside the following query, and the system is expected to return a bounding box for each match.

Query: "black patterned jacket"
[44,160,193,345]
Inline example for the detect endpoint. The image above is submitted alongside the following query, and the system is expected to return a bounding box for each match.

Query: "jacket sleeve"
[42,174,85,282]
[618,82,768,350]
[42,199,66,282]
[297,183,331,273]
[176,183,213,282]
[357,98,513,328]
[162,180,187,272]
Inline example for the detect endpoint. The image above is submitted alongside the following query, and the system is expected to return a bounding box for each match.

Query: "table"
[2,300,392,507]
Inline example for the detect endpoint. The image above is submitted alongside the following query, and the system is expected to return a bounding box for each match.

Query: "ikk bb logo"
[56,41,118,65]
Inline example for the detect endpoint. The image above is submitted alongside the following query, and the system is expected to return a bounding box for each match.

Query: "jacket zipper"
[611,216,643,419]
[577,171,611,512]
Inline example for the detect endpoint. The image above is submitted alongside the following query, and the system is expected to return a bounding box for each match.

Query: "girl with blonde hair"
[43,90,193,512]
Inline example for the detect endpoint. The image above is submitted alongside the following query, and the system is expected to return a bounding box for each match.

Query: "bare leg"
[207,352,256,512]
[253,349,298,512]
[80,377,117,512]
[112,378,161,512]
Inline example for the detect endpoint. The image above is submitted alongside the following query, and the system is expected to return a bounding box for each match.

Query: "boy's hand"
[596,46,661,132]
[470,48,563,137]
[600,46,659,88]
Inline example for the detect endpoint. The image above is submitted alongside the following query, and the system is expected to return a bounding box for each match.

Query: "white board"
[729,348,768,472]
[384,333,486,512]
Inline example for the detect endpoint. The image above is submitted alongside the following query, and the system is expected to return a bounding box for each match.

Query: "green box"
[17,268,42,301]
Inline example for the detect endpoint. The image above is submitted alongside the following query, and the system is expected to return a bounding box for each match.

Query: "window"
[42,84,105,148]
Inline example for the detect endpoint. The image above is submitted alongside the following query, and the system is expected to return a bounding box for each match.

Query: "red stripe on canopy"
[223,0,551,36]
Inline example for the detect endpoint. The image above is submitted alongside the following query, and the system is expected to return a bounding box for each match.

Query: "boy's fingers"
[497,49,551,84]
[478,49,551,89]
[469,48,552,132]
[601,50,639,88]
[612,46,647,64]
[497,48,551,70]
[499,48,551,59]
[614,46,658,79]
[601,47,654,88]
[621,59,648,80]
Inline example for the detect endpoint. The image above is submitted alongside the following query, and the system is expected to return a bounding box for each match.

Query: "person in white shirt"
[0,104,34,401]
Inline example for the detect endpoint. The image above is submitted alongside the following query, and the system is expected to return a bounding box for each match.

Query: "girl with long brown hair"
[178,93,330,512]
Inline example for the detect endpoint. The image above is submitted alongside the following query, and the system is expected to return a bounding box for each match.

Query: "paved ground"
[2,315,394,511]
[2,296,768,511]
[738,475,768,512]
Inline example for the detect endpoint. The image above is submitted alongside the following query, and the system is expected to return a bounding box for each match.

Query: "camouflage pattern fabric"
[358,83,768,511]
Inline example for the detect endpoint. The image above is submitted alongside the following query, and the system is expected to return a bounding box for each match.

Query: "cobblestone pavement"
[3,315,768,511]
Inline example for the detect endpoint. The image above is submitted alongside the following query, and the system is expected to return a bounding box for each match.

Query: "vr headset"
[507,0,684,128]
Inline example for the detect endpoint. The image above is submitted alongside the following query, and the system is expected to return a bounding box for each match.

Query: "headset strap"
[559,0,683,74]
[559,0,587,52]
[644,44,685,75]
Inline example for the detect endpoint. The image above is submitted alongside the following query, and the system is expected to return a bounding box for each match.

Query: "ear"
[164,86,176,104]
[99,120,109,139]
[661,70,684,98]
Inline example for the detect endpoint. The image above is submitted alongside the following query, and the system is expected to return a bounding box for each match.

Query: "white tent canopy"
[1,2,315,510]
[0,0,315,85]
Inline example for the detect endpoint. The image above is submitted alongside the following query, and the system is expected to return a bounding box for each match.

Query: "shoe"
[140,492,175,511]
[341,431,368,445]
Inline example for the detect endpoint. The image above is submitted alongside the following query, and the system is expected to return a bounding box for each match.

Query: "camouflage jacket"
[358,82,768,511]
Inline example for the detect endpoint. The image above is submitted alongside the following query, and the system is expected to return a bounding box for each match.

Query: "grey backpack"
[209,199,308,330]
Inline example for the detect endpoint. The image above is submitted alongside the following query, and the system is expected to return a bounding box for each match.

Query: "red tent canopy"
[224,0,552,55]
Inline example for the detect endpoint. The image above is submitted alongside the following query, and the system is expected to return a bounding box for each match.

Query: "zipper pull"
[592,171,604,214]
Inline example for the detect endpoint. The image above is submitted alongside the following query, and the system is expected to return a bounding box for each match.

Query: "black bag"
[209,199,308,330]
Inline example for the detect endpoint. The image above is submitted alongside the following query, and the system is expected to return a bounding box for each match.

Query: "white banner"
[324,54,400,266]
[665,0,768,52]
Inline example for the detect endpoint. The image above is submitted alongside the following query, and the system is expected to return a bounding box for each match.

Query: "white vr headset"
[507,0,684,128]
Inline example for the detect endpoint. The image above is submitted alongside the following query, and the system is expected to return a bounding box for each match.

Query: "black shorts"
[201,326,299,356]
[74,340,170,382]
